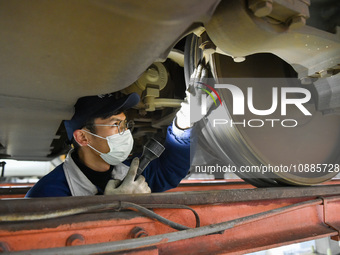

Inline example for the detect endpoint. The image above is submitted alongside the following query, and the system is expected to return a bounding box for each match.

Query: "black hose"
[119,202,193,231]
[141,204,200,228]
[0,201,200,231]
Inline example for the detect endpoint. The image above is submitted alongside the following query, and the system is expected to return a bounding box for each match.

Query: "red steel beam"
[0,195,339,254]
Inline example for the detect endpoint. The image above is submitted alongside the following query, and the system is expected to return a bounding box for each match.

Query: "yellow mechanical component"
[122,62,183,112]
[136,62,168,91]
[144,86,160,112]
[122,62,168,95]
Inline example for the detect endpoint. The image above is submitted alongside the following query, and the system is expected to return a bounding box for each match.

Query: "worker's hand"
[176,62,216,129]
[104,158,151,195]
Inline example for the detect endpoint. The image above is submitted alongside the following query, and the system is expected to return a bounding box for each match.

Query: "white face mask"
[82,129,134,165]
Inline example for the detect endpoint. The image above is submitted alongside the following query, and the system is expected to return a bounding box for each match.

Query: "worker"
[26,64,210,197]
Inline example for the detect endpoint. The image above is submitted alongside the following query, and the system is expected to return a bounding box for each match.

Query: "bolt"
[0,242,10,252]
[199,41,216,55]
[66,234,85,246]
[145,66,159,83]
[199,31,216,55]
[249,0,273,18]
[300,77,313,85]
[289,15,306,30]
[203,47,216,55]
[131,227,148,238]
[233,56,246,63]
[318,70,328,78]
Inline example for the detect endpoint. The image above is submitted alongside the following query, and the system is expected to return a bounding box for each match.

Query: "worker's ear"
[73,129,90,146]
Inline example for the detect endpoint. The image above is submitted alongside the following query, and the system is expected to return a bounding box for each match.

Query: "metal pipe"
[153,98,183,108]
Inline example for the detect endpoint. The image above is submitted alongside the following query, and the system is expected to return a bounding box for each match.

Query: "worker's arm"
[141,62,214,192]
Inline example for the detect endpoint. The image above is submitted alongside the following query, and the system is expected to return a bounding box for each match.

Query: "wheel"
[185,34,340,187]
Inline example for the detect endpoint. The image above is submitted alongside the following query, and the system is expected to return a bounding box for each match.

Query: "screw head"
[250,1,273,17]
[146,67,159,83]
[131,227,148,238]
[233,56,246,63]
[66,234,85,246]
[289,15,306,30]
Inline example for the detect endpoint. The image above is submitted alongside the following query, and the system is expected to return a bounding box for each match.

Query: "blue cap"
[64,92,140,141]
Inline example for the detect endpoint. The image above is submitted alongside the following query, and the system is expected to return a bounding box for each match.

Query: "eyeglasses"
[94,120,135,135]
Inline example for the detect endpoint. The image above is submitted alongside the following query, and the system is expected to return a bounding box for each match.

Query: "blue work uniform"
[26,123,190,197]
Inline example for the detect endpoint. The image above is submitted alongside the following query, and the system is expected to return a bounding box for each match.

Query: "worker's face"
[88,112,127,154]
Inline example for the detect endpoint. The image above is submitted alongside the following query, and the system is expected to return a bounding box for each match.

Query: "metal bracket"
[248,0,310,26]
[320,196,340,241]
[143,86,183,112]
